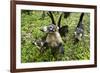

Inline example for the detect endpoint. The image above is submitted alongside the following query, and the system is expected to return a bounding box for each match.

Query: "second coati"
[74,13,84,44]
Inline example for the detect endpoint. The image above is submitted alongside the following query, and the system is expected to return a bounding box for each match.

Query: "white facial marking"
[74,32,77,35]
[80,33,82,37]
[43,26,47,32]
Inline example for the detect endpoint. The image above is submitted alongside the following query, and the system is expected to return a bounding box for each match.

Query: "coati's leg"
[73,38,79,44]
[39,41,48,53]
[59,43,64,54]
[50,43,64,61]
[57,44,64,61]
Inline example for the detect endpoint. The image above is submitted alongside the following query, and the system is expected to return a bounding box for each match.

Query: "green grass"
[21,10,90,63]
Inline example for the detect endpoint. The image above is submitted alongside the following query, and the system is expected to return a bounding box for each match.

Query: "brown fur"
[46,31,63,47]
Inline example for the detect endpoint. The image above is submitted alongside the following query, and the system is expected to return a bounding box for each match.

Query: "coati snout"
[47,24,58,33]
[40,24,59,33]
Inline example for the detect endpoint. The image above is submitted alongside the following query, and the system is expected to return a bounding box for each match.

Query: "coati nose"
[49,27,53,30]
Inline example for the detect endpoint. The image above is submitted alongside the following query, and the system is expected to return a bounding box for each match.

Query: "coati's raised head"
[47,24,59,33]
[74,28,83,40]
[40,24,59,33]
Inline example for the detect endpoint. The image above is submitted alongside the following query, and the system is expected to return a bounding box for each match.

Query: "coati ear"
[55,25,59,31]
[57,26,59,30]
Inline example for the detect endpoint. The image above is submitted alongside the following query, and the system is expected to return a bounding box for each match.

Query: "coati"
[44,24,64,55]
[74,13,84,44]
